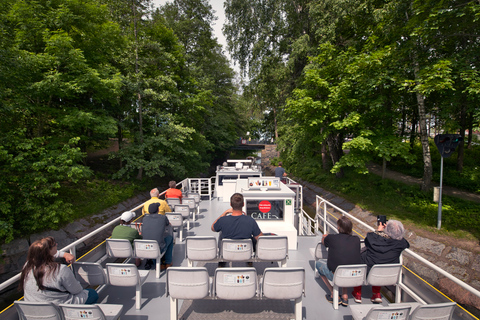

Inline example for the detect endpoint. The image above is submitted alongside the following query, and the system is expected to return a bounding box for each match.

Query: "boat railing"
[298,208,318,236]
[314,194,480,303]
[184,177,214,200]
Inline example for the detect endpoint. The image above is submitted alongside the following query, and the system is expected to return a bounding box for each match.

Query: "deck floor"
[98,197,379,320]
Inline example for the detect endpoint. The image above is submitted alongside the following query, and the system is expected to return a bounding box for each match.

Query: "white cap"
[120,211,135,222]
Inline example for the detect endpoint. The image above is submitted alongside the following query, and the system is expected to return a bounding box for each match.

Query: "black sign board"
[246,200,284,220]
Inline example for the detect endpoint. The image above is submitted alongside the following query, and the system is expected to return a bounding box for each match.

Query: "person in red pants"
[352,219,409,303]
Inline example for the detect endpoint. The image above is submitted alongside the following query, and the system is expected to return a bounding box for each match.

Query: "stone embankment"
[296,174,480,314]
[0,191,150,286]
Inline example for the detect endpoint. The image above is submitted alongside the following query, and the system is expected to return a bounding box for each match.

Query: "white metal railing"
[298,208,317,236]
[187,177,213,200]
[314,194,480,301]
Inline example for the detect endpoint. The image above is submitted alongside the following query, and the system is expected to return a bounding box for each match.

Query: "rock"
[1,238,29,256]
[30,229,72,249]
[473,255,480,273]
[446,247,471,266]
[439,278,480,309]
[409,236,446,256]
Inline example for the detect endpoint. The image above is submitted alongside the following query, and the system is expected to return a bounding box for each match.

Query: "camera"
[376,215,387,225]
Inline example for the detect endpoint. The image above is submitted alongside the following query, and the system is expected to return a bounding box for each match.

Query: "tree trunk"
[467,111,473,149]
[133,0,143,180]
[456,101,467,172]
[382,158,387,179]
[413,67,432,191]
[327,134,344,178]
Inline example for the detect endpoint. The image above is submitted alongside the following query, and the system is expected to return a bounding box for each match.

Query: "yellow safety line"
[402,265,479,320]
[324,209,477,319]
[1,214,145,314]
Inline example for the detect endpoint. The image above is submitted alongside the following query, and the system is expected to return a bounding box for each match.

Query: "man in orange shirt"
[165,181,182,201]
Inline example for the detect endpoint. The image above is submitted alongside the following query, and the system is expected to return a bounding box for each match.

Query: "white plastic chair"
[59,304,123,320]
[166,198,181,207]
[214,267,257,300]
[165,212,184,241]
[389,302,457,320]
[182,197,197,221]
[105,263,149,310]
[105,239,133,259]
[167,267,210,320]
[185,236,218,267]
[329,264,367,310]
[15,301,63,320]
[365,263,403,303]
[71,262,106,287]
[172,204,190,230]
[256,236,288,267]
[350,305,411,320]
[134,239,165,278]
[261,267,305,320]
[220,239,254,266]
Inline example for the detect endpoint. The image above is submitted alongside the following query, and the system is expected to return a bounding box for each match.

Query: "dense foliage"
[0,0,243,242]
[225,0,480,187]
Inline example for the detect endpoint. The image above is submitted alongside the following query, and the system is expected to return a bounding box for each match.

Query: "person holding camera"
[352,216,409,304]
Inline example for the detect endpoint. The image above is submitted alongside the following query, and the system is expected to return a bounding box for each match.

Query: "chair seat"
[97,304,124,320]
[350,304,380,320]
[139,270,149,285]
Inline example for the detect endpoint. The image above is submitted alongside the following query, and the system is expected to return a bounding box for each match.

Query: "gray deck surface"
[97,197,379,320]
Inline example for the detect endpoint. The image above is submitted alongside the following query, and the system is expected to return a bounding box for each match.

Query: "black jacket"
[361,232,409,269]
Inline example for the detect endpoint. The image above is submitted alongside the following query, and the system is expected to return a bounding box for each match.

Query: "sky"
[151,0,228,51]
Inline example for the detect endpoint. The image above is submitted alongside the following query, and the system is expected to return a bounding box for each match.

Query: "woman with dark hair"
[21,237,98,305]
[316,216,361,307]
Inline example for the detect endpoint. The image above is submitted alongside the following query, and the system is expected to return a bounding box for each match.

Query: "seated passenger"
[142,203,174,270]
[352,219,409,303]
[111,211,142,266]
[165,181,182,202]
[316,216,361,307]
[211,193,263,267]
[142,188,171,215]
[21,237,98,305]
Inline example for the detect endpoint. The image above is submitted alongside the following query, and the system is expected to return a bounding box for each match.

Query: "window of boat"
[218,175,238,186]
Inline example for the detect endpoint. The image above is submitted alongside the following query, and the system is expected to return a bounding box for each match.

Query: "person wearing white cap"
[111,211,142,266]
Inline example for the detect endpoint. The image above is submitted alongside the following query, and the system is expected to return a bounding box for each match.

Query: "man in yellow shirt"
[142,188,172,215]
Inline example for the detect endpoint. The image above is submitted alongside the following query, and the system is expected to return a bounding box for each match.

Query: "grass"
[294,164,480,242]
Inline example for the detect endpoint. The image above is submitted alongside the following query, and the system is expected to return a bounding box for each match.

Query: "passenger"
[316,216,361,307]
[142,203,174,270]
[274,161,287,179]
[211,193,263,266]
[111,211,142,266]
[21,237,98,305]
[165,181,182,202]
[142,188,171,215]
[352,219,410,303]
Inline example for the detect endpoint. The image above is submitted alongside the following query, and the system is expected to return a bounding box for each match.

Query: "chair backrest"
[166,198,181,206]
[221,239,253,261]
[71,262,106,287]
[105,238,133,258]
[366,263,402,287]
[165,213,183,227]
[173,205,190,219]
[182,197,196,210]
[332,264,367,287]
[59,304,106,320]
[187,193,200,204]
[314,241,328,260]
[106,263,140,287]
[214,267,257,300]
[256,236,288,261]
[262,267,305,300]
[15,301,63,320]
[186,236,217,261]
[167,267,210,300]
[409,302,456,320]
[134,239,161,259]
[365,305,411,320]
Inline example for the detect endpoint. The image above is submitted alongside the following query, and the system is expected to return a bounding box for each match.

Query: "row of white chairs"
[313,242,403,309]
[106,239,164,278]
[167,266,305,320]
[15,301,123,320]
[185,236,288,267]
[166,193,200,221]
[72,262,148,310]
[350,301,457,320]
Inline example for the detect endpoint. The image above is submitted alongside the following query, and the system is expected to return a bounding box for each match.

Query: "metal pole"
[437,156,444,229]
